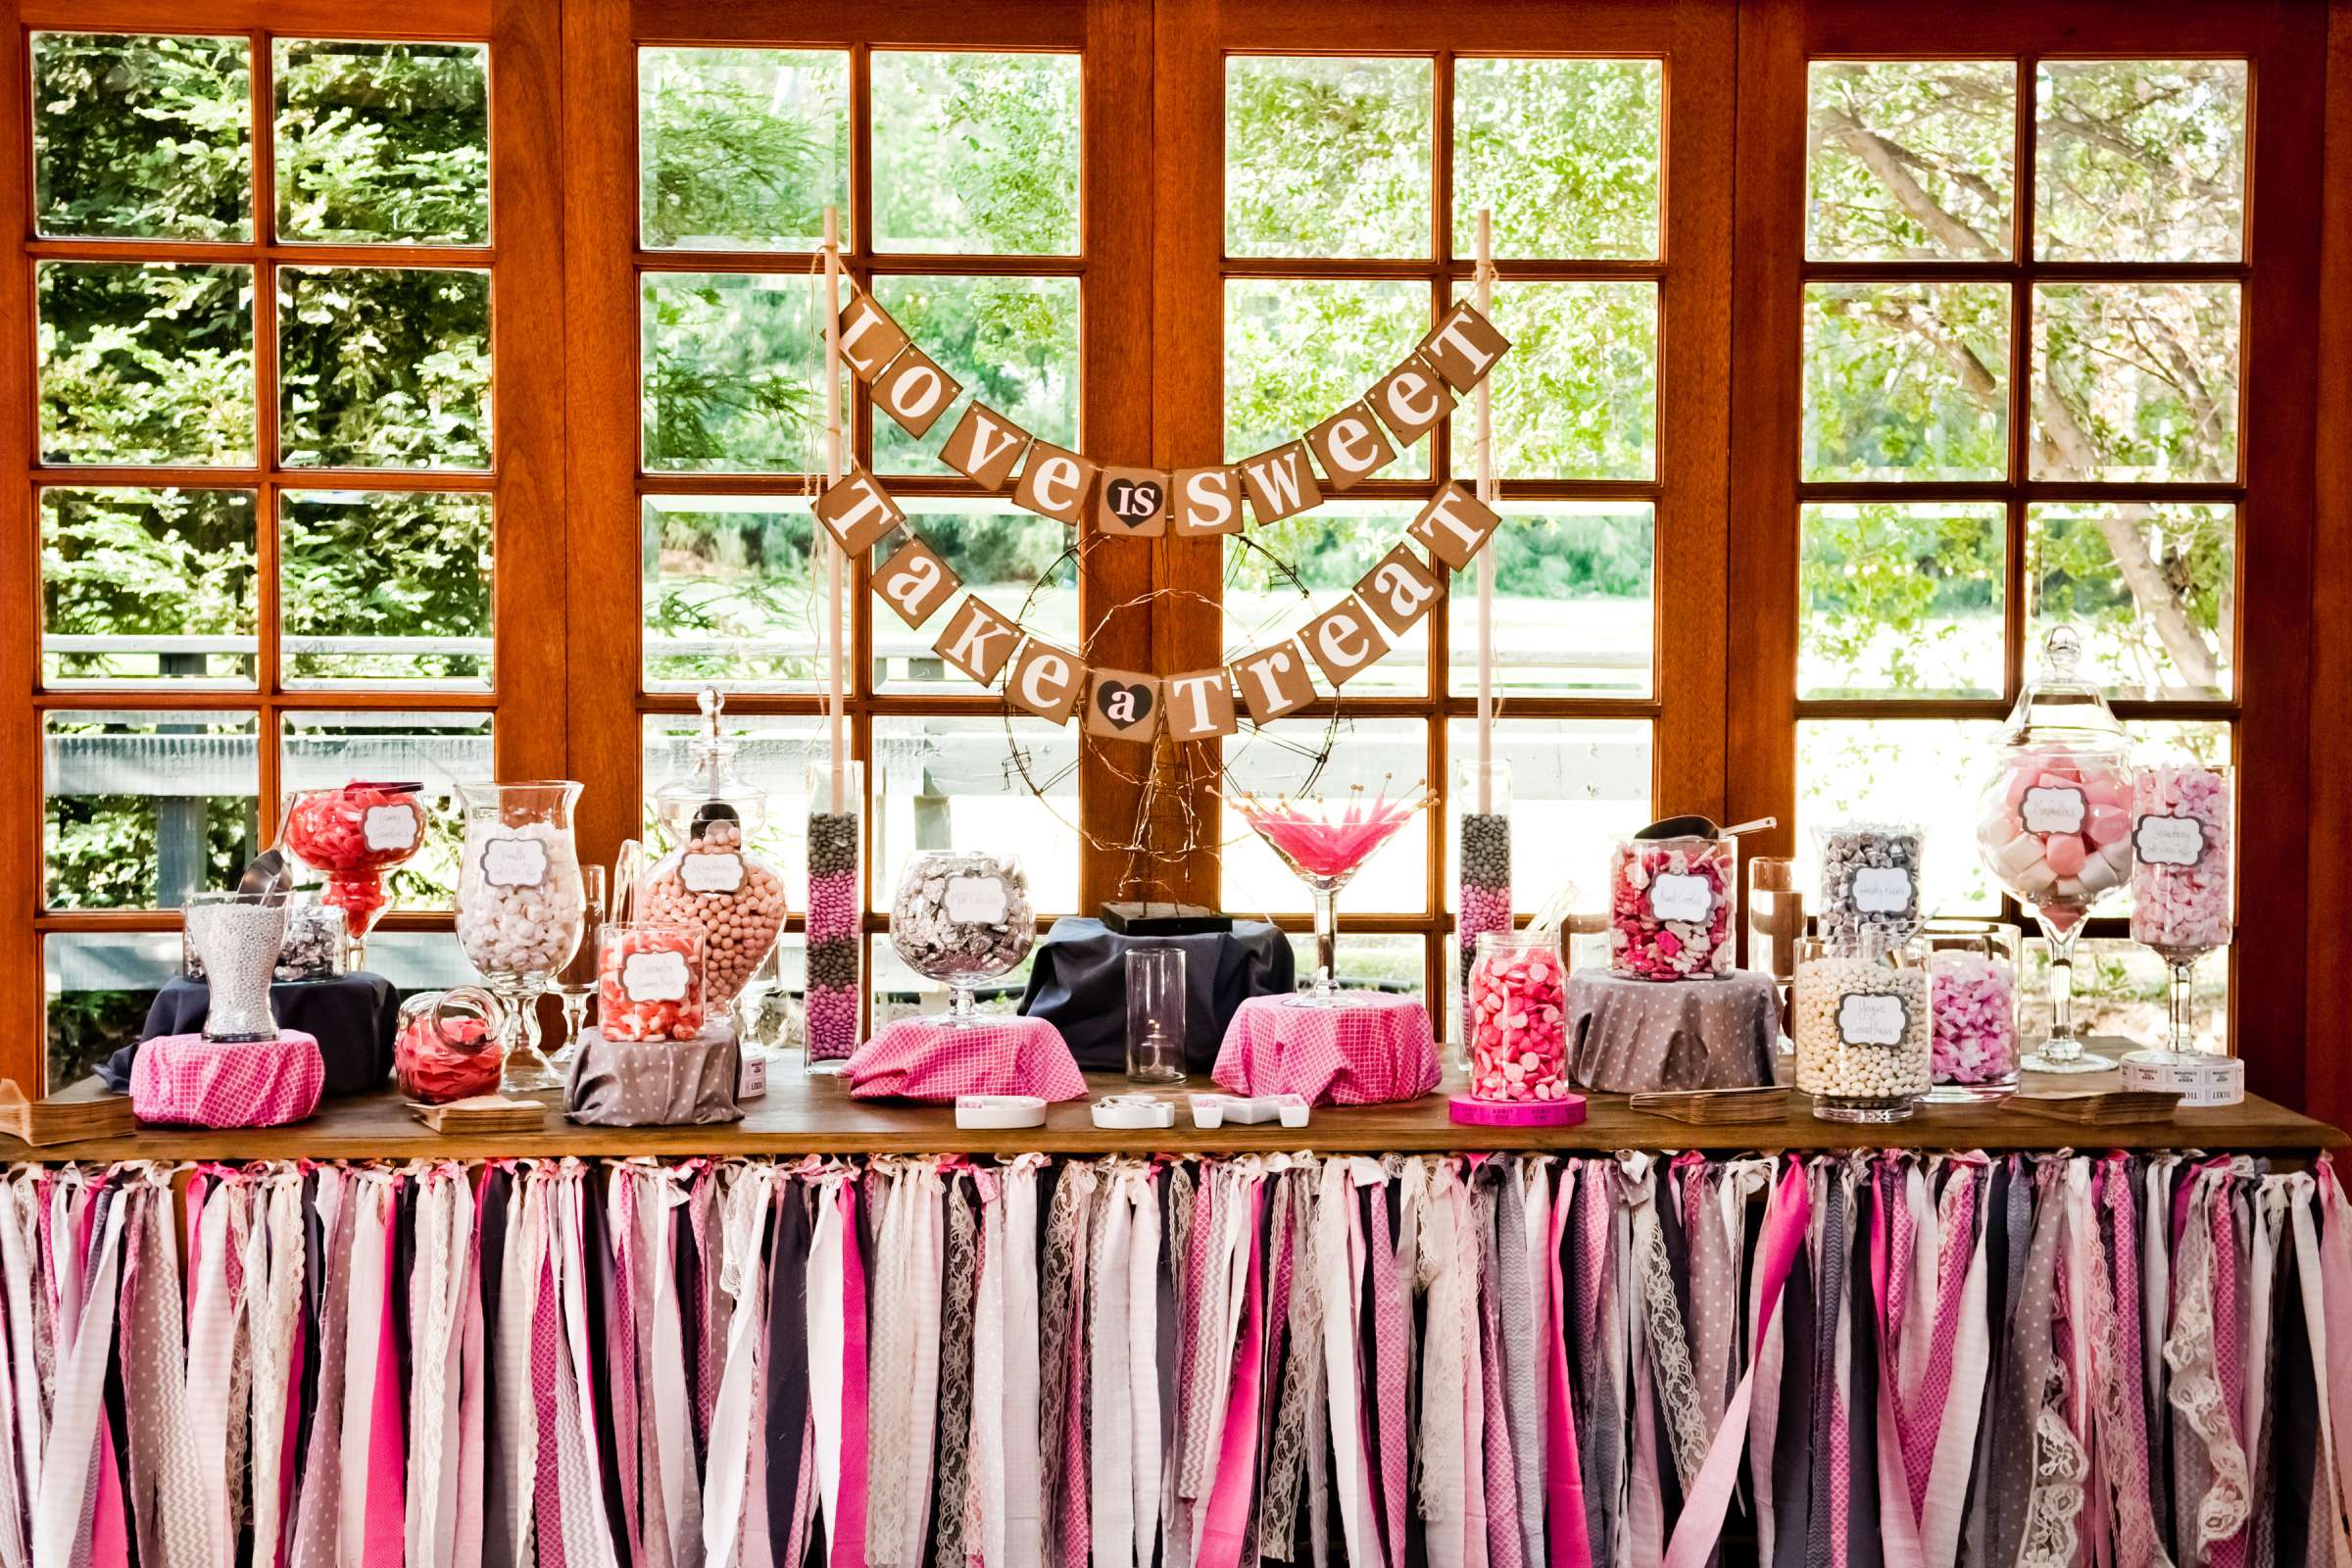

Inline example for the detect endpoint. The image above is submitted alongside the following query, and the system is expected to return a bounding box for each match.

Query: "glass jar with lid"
[638,689,791,1020]
[889,850,1035,1025]
[1972,625,2132,1072]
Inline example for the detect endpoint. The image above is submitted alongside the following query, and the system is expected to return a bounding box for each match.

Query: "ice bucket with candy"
[1973,626,2132,1072]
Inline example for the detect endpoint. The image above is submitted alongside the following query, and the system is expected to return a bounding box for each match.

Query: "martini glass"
[1229,782,1430,1007]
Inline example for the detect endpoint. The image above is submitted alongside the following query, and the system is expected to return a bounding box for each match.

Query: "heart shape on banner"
[1096,680,1155,729]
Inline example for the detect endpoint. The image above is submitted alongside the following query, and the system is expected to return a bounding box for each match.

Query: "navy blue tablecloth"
[1016,917,1294,1074]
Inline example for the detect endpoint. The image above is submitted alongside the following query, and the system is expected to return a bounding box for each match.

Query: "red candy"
[1466,935,1570,1102]
[597,923,707,1042]
[283,783,426,944]
[394,1011,501,1103]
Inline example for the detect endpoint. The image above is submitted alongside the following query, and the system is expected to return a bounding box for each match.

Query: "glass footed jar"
[182,891,289,1042]
[1465,929,1571,1104]
[279,781,426,969]
[642,690,790,1019]
[455,779,587,1092]
[2130,760,2232,1057]
[889,851,1034,1026]
[395,987,506,1103]
[1973,625,2132,1071]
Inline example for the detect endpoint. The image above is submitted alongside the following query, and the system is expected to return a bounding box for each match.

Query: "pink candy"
[1466,938,1569,1102]
[1928,953,2016,1087]
[1607,836,1734,981]
[1976,745,2132,922]
[2130,763,2230,956]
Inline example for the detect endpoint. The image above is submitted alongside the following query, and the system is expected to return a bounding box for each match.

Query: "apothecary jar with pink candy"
[1465,929,1569,1104]
[1923,919,2019,1101]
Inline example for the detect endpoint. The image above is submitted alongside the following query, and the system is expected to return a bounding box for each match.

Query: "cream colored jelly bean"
[456,821,587,980]
[1792,952,1930,1115]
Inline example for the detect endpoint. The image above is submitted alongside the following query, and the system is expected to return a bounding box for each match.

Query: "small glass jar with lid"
[1464,928,1569,1104]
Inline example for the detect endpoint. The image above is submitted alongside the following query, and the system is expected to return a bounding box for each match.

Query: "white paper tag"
[479,835,548,889]
[1850,865,1914,914]
[2022,785,2086,835]
[737,1051,768,1100]
[681,852,746,894]
[1646,871,1714,924]
[1837,992,1911,1048]
[621,949,692,1003]
[363,803,419,853]
[945,875,1008,924]
[2132,812,2207,867]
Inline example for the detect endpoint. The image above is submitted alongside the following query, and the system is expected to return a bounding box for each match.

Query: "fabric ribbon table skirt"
[1212,991,1443,1104]
[1563,966,1781,1092]
[846,1012,1088,1101]
[10,1149,2350,1568]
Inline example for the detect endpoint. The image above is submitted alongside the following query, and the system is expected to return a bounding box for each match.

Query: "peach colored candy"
[1467,942,1569,1102]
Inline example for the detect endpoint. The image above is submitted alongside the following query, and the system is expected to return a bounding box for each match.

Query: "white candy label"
[945,875,1008,923]
[1851,866,1914,914]
[681,852,746,893]
[2022,785,2086,835]
[1646,872,1714,924]
[363,804,419,853]
[479,835,548,889]
[621,949,692,1003]
[1837,993,1911,1048]
[2132,812,2207,867]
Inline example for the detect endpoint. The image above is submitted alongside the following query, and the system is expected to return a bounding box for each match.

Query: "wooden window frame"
[0,0,567,1091]
[1727,0,2328,1109]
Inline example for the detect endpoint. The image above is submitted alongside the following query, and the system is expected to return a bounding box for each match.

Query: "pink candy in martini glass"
[1229,780,1431,1007]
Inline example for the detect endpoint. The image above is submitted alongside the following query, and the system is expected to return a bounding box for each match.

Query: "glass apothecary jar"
[455,779,587,1092]
[395,987,505,1103]
[1607,830,1734,980]
[1792,931,1930,1122]
[889,850,1035,1025]
[642,690,790,1018]
[1465,929,1570,1104]
[1923,919,2019,1100]
[597,920,709,1042]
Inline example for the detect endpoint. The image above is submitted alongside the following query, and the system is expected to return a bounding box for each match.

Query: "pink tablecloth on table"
[1211,992,1442,1105]
[845,1013,1088,1102]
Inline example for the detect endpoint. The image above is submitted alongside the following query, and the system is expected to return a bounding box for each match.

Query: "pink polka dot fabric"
[1211,992,1442,1105]
[128,1030,324,1128]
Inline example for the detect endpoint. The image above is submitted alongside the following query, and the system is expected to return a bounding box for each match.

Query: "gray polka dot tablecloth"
[1564,968,1781,1092]
[564,1023,744,1127]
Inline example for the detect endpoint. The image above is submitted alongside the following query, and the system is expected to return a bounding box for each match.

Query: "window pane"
[280,490,492,686]
[877,501,1073,693]
[2028,503,2231,701]
[273,40,489,245]
[1795,717,2004,916]
[1806,61,2016,262]
[41,487,258,685]
[1225,278,1428,473]
[45,931,179,1092]
[1228,500,1424,700]
[643,711,819,888]
[1802,281,2009,481]
[871,52,1080,255]
[2028,937,2228,1054]
[1453,59,1660,261]
[1449,281,1655,480]
[1799,503,2004,699]
[871,274,1079,476]
[38,262,254,466]
[873,715,1080,912]
[639,47,849,251]
[643,272,839,472]
[2031,283,2238,482]
[1445,717,1652,917]
[44,709,260,910]
[280,710,489,908]
[1446,503,1653,700]
[33,32,250,241]
[1226,56,1433,260]
[1222,717,1429,915]
[2034,60,2246,264]
[1277,933,1425,1000]
[643,496,831,694]
[278,267,491,468]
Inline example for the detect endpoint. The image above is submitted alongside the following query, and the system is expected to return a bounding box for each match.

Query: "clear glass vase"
[804,753,863,1071]
[454,779,587,1093]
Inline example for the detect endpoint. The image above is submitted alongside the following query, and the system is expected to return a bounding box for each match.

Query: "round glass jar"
[889,851,1035,1025]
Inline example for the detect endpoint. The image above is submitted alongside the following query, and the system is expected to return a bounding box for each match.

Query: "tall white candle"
[821,206,847,807]
[1475,207,1496,813]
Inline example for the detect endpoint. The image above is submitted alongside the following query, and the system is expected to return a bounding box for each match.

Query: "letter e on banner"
[1306,403,1397,492]
[1011,441,1098,525]
[1302,596,1392,688]
[1005,637,1084,725]
[1369,353,1458,446]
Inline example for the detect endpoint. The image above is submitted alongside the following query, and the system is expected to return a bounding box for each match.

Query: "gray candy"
[1460,812,1511,891]
[1816,826,1924,946]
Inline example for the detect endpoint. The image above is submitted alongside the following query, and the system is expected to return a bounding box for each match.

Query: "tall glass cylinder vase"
[1455,760,1512,1060]
[2130,760,2231,1056]
[804,753,863,1073]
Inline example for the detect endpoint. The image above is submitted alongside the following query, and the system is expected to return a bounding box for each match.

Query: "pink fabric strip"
[2209,1181,2248,1568]
[1659,1159,1811,1568]
[1543,1166,1592,1568]
[1195,1183,1270,1568]
[533,1253,568,1568]
[365,1188,406,1568]
[1902,1168,1978,1520]
[836,1181,871,1568]
[91,1412,130,1568]
[1368,1184,1409,1568]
